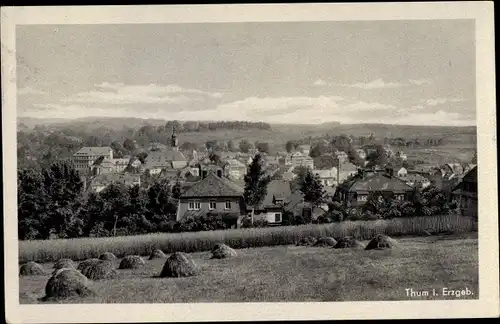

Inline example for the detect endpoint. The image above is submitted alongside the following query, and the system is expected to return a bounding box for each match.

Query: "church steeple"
[171,127,179,151]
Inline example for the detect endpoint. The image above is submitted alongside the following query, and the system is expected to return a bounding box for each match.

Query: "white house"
[397,167,408,178]
[313,168,338,187]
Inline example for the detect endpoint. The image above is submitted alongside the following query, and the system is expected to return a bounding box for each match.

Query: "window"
[209,201,216,210]
[275,199,284,205]
[188,200,200,210]
[274,212,282,223]
[358,195,368,202]
[225,200,232,209]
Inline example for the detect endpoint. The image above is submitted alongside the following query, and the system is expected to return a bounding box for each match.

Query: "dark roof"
[181,172,244,198]
[74,146,112,156]
[91,173,140,186]
[342,172,413,193]
[92,156,105,166]
[462,165,477,182]
[284,190,305,212]
[261,180,292,208]
[145,150,186,165]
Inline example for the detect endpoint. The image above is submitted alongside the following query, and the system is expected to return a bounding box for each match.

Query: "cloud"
[216,96,345,115]
[18,86,46,96]
[389,110,474,126]
[345,101,396,112]
[408,105,425,111]
[60,82,223,105]
[24,94,473,127]
[313,79,328,87]
[337,78,403,89]
[422,98,466,106]
[409,79,433,86]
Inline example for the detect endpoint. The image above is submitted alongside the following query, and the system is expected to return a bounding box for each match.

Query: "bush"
[241,217,268,228]
[177,213,231,233]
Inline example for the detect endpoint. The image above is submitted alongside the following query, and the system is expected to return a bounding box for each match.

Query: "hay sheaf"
[160,252,199,277]
[43,268,93,300]
[313,237,338,247]
[118,255,145,269]
[79,259,117,280]
[77,258,101,271]
[295,236,317,246]
[20,262,47,276]
[99,252,118,261]
[334,236,364,249]
[365,234,398,250]
[53,258,77,270]
[211,243,237,259]
[149,249,167,260]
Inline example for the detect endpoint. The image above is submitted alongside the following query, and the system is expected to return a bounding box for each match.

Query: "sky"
[16,20,476,126]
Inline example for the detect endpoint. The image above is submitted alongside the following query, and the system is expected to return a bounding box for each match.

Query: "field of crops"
[19,214,477,263]
[19,233,479,303]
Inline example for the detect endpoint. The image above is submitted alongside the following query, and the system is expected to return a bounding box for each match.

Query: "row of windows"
[188,200,232,211]
[354,194,405,202]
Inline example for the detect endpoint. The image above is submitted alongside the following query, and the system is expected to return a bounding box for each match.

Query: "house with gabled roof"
[452,166,477,219]
[176,171,245,223]
[144,150,188,175]
[336,170,413,206]
[72,146,113,174]
[89,173,141,193]
[250,180,292,225]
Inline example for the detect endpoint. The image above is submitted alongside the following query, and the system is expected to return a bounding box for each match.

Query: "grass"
[19,214,477,263]
[19,232,479,303]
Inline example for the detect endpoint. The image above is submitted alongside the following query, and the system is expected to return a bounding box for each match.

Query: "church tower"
[171,127,179,151]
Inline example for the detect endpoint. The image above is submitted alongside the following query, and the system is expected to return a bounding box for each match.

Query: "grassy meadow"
[19,232,478,303]
[19,214,477,263]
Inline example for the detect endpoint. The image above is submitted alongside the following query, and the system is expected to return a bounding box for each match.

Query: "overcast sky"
[17,20,475,126]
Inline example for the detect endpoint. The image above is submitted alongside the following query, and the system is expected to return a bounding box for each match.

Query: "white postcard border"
[2,2,498,322]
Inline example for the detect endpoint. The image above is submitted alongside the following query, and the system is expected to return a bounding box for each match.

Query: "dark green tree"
[239,140,252,153]
[255,142,270,154]
[299,169,326,213]
[285,140,295,153]
[172,180,182,200]
[243,154,271,225]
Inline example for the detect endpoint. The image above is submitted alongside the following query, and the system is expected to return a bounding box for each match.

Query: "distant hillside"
[17,116,476,146]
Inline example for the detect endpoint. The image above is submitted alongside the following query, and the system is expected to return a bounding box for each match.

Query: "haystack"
[43,268,93,300]
[79,259,117,280]
[334,236,364,249]
[160,252,198,277]
[295,236,317,246]
[211,243,237,259]
[313,237,337,247]
[364,234,398,250]
[77,258,100,271]
[99,252,118,261]
[149,249,167,260]
[118,255,145,269]
[20,261,47,276]
[53,258,77,270]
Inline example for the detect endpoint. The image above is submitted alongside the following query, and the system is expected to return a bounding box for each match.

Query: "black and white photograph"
[2,2,498,322]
